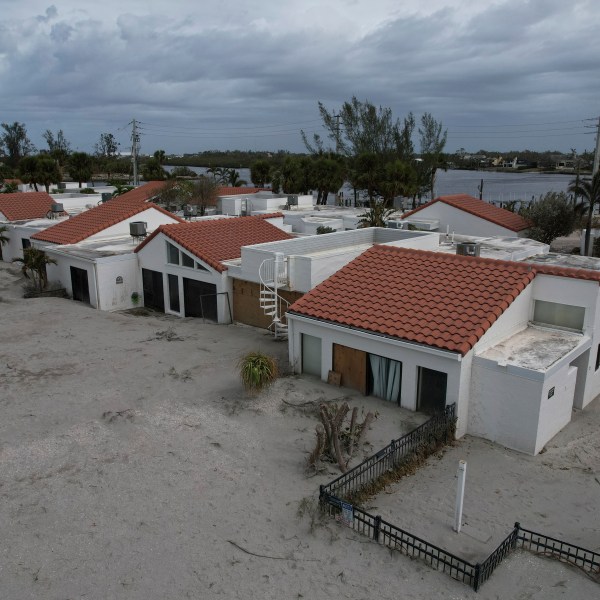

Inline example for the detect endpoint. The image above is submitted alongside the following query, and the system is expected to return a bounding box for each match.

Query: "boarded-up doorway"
[417,367,447,415]
[333,343,367,394]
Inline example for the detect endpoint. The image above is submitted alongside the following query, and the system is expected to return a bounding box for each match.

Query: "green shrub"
[80,187,97,194]
[239,351,278,394]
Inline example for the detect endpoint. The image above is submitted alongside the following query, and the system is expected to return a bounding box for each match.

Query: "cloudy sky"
[1,0,599,156]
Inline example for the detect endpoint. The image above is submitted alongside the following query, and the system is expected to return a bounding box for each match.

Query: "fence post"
[473,563,481,592]
[512,522,520,549]
[373,515,382,543]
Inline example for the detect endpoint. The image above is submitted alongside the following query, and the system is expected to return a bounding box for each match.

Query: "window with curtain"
[369,354,402,403]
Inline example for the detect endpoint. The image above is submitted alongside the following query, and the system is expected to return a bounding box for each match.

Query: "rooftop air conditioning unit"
[51,202,64,213]
[456,242,480,257]
[130,221,147,237]
[101,192,112,203]
[287,195,298,207]
[387,220,403,229]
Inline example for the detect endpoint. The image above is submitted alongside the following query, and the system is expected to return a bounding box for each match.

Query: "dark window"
[22,238,31,249]
[181,252,194,268]
[167,242,179,265]
[196,262,208,272]
[596,344,600,371]
[168,274,180,312]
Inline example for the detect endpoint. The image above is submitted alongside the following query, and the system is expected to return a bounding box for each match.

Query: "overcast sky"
[1,0,599,156]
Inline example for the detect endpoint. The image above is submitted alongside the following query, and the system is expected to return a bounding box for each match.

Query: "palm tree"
[35,158,61,192]
[357,200,396,228]
[13,247,57,291]
[225,168,247,187]
[111,182,135,198]
[569,171,600,256]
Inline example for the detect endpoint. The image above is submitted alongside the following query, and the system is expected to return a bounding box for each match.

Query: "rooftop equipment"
[456,242,481,257]
[130,221,147,241]
[101,192,112,203]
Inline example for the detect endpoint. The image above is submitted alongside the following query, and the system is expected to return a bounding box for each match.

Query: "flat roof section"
[478,326,584,372]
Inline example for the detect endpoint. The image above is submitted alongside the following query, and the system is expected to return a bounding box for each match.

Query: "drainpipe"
[93,262,101,310]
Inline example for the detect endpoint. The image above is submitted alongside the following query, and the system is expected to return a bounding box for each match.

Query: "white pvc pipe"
[454,460,467,533]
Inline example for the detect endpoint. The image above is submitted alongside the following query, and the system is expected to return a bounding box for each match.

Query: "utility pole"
[333,113,342,155]
[593,116,600,176]
[130,119,140,186]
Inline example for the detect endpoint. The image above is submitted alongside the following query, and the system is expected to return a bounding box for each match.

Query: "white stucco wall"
[1,224,41,262]
[45,252,99,308]
[470,359,576,455]
[95,255,141,311]
[136,232,232,322]
[532,274,600,409]
[410,202,526,237]
[287,314,467,431]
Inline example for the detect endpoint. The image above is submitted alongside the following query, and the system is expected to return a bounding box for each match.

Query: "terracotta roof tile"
[31,201,182,245]
[135,216,293,272]
[402,194,530,232]
[0,192,60,221]
[217,187,266,196]
[288,246,536,355]
[113,180,168,204]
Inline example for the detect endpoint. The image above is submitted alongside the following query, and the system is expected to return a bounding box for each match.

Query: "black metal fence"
[321,493,478,587]
[517,526,600,579]
[321,404,456,501]
[318,404,600,591]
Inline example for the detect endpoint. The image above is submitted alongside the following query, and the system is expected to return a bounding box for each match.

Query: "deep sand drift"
[0,261,598,599]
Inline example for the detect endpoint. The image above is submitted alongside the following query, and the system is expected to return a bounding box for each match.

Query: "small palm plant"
[13,247,57,291]
[239,351,278,395]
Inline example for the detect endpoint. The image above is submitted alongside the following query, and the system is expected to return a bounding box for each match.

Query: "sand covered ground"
[0,261,598,599]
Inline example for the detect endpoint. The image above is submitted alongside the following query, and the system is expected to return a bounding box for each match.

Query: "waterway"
[164,166,577,205]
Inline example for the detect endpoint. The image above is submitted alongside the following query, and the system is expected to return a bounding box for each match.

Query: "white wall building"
[286,244,600,455]
[401,194,530,237]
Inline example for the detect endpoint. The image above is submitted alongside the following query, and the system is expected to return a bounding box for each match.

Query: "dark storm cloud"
[1,1,598,152]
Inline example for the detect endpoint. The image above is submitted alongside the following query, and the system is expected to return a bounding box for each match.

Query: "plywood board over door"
[333,343,367,394]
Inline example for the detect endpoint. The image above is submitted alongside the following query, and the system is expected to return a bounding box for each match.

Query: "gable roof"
[0,192,59,221]
[31,201,182,245]
[288,245,536,355]
[402,194,530,232]
[135,216,293,272]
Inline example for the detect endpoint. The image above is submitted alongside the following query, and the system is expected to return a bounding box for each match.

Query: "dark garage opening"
[417,366,448,415]
[70,266,91,304]
[142,268,165,312]
[183,278,218,321]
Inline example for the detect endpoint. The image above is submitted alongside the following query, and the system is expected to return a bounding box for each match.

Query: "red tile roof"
[0,192,59,221]
[217,187,265,196]
[402,194,530,232]
[135,216,293,272]
[111,180,167,204]
[289,246,535,355]
[31,201,182,245]
[254,212,284,219]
